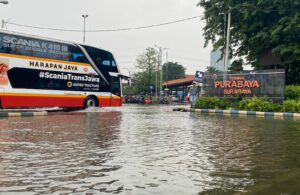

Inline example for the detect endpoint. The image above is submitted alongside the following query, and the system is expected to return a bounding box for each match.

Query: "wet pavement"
[0,105,300,194]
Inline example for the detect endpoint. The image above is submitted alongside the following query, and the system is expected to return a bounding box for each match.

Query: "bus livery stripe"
[0,93,121,107]
[2,93,120,99]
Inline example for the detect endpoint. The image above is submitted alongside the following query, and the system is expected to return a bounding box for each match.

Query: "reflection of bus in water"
[0,30,123,109]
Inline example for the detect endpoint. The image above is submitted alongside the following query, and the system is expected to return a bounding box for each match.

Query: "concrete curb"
[173,108,300,118]
[0,111,48,117]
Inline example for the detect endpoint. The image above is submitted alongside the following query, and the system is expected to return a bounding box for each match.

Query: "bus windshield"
[83,45,121,97]
[83,46,118,79]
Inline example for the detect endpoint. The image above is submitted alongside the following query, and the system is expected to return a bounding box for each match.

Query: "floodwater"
[0,105,300,195]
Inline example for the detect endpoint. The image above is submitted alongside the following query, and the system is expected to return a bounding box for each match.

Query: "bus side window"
[76,55,88,63]
[67,45,88,63]
[103,60,110,66]
[94,56,102,66]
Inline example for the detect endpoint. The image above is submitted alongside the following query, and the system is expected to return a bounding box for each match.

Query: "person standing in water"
[188,82,199,108]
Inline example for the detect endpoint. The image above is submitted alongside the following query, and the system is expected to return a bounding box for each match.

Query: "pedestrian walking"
[188,82,199,108]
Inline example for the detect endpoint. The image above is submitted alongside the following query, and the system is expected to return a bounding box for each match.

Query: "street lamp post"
[165,52,168,90]
[82,14,88,43]
[154,45,168,96]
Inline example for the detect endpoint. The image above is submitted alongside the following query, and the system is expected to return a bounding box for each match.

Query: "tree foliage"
[229,59,244,72]
[205,66,220,73]
[162,62,186,82]
[198,0,300,84]
[122,47,159,95]
[133,47,158,94]
[123,48,188,95]
[135,47,158,72]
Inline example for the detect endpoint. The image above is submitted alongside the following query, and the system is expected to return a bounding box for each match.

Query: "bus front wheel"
[84,96,98,108]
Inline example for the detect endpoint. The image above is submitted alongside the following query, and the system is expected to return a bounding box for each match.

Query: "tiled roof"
[162,75,195,86]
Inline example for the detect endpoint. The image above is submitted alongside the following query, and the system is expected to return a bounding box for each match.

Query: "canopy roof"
[162,75,195,88]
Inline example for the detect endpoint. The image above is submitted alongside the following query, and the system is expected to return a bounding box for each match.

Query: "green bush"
[218,98,230,109]
[285,85,300,100]
[195,96,300,113]
[283,99,300,113]
[297,101,300,112]
[239,97,275,112]
[195,96,229,109]
[273,103,283,112]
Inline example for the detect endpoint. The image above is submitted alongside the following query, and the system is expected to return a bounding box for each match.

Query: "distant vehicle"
[0,30,123,109]
[124,95,145,104]
[171,95,179,102]
[171,91,179,102]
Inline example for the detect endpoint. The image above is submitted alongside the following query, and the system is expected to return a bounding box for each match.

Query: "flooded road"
[0,105,300,194]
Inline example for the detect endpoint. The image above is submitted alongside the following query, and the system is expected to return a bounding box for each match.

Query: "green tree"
[162,62,186,82]
[205,66,220,73]
[229,59,244,72]
[128,47,158,95]
[198,0,300,84]
[131,71,153,94]
[122,83,139,96]
[136,48,158,72]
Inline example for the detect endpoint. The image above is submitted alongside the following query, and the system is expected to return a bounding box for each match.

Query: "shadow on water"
[0,105,299,194]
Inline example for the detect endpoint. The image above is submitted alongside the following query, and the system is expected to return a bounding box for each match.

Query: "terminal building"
[162,75,195,102]
[210,49,231,71]
[162,75,195,91]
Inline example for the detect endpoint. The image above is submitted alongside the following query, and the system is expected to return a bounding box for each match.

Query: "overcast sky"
[0,0,212,75]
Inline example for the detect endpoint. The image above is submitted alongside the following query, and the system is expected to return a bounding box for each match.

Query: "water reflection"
[195,115,300,194]
[0,105,299,194]
[0,111,123,194]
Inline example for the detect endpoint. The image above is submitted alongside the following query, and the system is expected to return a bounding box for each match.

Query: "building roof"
[162,75,195,87]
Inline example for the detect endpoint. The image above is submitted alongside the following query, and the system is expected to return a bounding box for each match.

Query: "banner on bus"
[203,70,285,101]
[7,68,102,92]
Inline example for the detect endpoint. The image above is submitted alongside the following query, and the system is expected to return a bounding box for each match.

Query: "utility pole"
[155,48,161,97]
[147,58,152,96]
[159,50,163,93]
[121,68,131,78]
[224,9,231,72]
[155,45,167,97]
[165,52,168,90]
[154,46,162,97]
[82,14,88,43]
[223,12,227,71]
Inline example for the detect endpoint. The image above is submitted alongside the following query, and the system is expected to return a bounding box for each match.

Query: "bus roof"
[0,29,111,53]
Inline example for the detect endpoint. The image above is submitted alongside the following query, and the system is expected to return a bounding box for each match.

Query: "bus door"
[110,75,121,106]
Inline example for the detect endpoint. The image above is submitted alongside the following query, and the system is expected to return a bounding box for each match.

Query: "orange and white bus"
[0,30,123,109]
